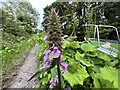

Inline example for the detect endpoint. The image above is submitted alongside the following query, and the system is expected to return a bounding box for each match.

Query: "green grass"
[2,38,35,81]
[90,40,120,49]
[90,40,120,56]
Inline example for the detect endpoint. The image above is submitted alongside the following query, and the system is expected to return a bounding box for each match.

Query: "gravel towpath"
[9,44,39,88]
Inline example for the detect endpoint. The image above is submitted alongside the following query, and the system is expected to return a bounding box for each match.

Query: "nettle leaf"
[63,63,89,87]
[81,43,97,52]
[99,66,118,88]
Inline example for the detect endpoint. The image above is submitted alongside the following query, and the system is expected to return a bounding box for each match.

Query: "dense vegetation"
[29,2,120,90]
[1,1,120,90]
[1,1,40,83]
[42,2,120,40]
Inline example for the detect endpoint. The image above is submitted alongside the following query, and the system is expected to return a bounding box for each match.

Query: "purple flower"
[54,75,58,83]
[53,32,57,35]
[44,50,51,55]
[43,58,53,68]
[52,46,61,58]
[60,61,68,73]
[49,41,53,46]
[64,88,71,90]
[43,56,49,62]
[43,61,51,68]
[44,36,49,40]
[49,80,56,88]
[43,50,51,62]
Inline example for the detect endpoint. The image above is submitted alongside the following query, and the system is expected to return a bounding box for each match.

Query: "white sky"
[28,0,56,29]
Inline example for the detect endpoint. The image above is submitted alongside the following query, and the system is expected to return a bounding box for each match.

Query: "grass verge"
[2,38,35,86]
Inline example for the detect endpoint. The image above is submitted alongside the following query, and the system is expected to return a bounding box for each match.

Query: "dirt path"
[9,44,40,88]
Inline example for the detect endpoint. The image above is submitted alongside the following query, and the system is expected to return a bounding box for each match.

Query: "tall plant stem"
[57,59,62,90]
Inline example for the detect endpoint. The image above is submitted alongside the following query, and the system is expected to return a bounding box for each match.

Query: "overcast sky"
[28,0,56,29]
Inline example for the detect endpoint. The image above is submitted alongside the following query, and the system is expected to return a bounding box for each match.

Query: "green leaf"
[86,51,98,57]
[70,41,80,49]
[63,63,89,87]
[51,67,57,79]
[74,19,79,26]
[98,53,110,61]
[75,52,84,60]
[75,52,93,67]
[28,68,48,81]
[68,58,75,64]
[99,66,118,88]
[40,77,49,85]
[81,43,97,52]
[62,41,70,48]
[66,25,71,29]
[93,77,101,88]
[28,58,58,81]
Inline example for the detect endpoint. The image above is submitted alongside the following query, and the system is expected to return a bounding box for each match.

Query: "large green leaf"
[81,43,97,52]
[63,63,89,87]
[75,52,84,60]
[70,41,80,49]
[75,52,94,67]
[93,77,101,88]
[62,40,80,49]
[97,53,110,61]
[99,66,118,88]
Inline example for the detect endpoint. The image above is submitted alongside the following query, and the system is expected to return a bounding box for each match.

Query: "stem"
[57,58,62,90]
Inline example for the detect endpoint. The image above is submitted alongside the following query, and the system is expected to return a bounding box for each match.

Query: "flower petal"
[60,62,68,73]
[54,75,58,83]
[43,61,51,68]
[43,55,49,62]
[44,36,49,40]
[49,80,56,88]
[52,46,61,58]
[44,50,51,55]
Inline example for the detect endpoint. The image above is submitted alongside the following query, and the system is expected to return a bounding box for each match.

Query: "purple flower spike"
[60,61,68,73]
[49,80,56,88]
[54,75,58,83]
[44,36,49,40]
[52,46,61,58]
